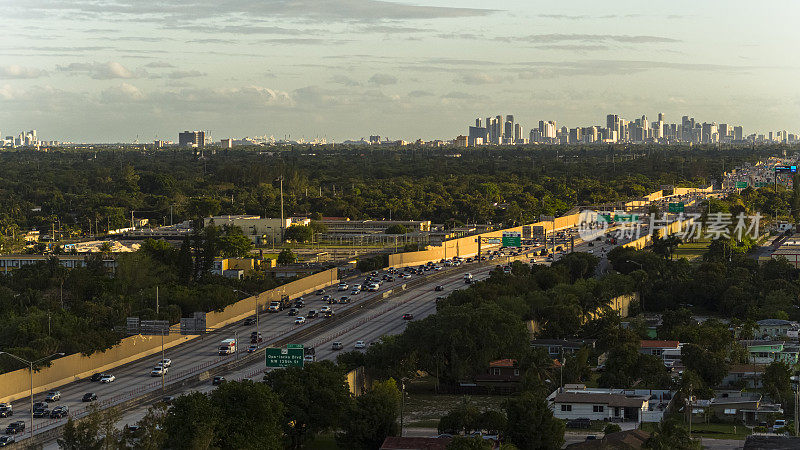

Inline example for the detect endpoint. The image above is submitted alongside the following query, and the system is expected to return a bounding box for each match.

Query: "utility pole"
[156,286,159,315]
[160,326,166,393]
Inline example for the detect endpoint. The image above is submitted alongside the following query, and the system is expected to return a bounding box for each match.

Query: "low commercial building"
[0,254,117,274]
[321,218,431,235]
[548,386,674,424]
[204,215,310,244]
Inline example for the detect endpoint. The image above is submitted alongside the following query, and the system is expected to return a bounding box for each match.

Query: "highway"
[6,219,632,446]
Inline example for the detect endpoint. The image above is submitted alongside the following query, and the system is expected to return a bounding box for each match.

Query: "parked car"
[45,390,61,402]
[773,419,787,432]
[295,316,306,325]
[82,393,98,402]
[212,376,226,385]
[50,405,69,419]
[100,374,116,383]
[331,342,344,351]
[354,341,366,349]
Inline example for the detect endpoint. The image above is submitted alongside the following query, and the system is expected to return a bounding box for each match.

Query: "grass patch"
[404,393,507,424]
[304,434,340,450]
[640,421,751,440]
[673,240,710,261]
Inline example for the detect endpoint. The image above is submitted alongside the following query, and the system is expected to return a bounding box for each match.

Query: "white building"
[204,215,310,244]
[548,386,674,424]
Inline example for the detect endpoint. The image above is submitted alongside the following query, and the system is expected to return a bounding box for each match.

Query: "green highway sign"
[266,347,304,368]
[668,202,685,213]
[614,214,638,222]
[735,181,748,189]
[502,232,521,248]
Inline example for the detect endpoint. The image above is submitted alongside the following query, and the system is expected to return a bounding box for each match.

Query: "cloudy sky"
[1,0,799,143]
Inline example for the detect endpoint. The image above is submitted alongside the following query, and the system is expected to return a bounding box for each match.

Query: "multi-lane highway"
[5,220,628,446]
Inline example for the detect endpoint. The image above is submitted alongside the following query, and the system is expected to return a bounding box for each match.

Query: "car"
[337,283,349,291]
[151,366,168,376]
[326,296,337,304]
[402,313,414,320]
[247,344,258,353]
[243,317,256,326]
[401,273,411,279]
[368,283,380,292]
[370,271,379,276]
[316,289,325,295]
[350,289,361,295]
[434,285,444,291]
[773,419,786,432]
[161,396,175,405]
[212,376,226,386]
[33,402,47,411]
[435,296,445,301]
[295,316,306,325]
[33,407,50,418]
[158,358,172,368]
[287,307,299,316]
[45,390,61,402]
[320,306,331,313]
[82,393,98,402]
[90,372,105,382]
[354,341,366,349]
[338,296,350,304]
[331,342,344,350]
[0,435,15,446]
[293,300,305,308]
[100,374,116,383]
[307,309,318,318]
[321,295,332,302]
[250,335,263,344]
[323,310,334,318]
[50,405,69,419]
[4,422,24,435]
[0,403,11,418]
[352,284,362,290]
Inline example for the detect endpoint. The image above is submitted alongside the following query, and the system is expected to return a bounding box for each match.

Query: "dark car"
[323,310,334,318]
[161,396,175,405]
[50,406,69,418]
[90,373,104,382]
[33,402,47,411]
[5,421,24,434]
[567,418,591,429]
[402,313,414,320]
[315,289,325,296]
[243,317,256,326]
[250,336,263,344]
[33,407,50,418]
[307,310,318,318]
[338,296,350,304]
[212,376,226,385]
[287,307,299,316]
[0,404,11,418]
[0,435,15,446]
[386,276,395,282]
[293,300,305,308]
[331,342,344,350]
[82,393,98,402]
[434,285,444,291]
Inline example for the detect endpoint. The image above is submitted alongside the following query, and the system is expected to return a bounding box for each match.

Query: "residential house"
[692,390,783,425]
[639,340,682,367]
[720,364,766,389]
[742,341,800,365]
[531,339,596,361]
[756,319,800,339]
[547,386,674,424]
[473,359,522,394]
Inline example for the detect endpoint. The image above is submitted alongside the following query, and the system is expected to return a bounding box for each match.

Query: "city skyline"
[2,0,800,142]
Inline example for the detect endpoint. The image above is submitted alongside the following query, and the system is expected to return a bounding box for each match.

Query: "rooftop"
[489,359,517,368]
[553,392,648,408]
[640,340,680,349]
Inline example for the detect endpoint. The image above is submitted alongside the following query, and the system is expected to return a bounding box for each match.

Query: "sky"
[1,0,799,143]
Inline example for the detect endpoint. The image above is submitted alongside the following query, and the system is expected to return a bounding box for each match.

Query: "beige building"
[204,215,310,244]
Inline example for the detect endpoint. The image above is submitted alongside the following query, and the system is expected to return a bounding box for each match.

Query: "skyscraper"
[179,131,205,148]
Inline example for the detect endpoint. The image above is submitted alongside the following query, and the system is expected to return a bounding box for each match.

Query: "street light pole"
[0,352,64,441]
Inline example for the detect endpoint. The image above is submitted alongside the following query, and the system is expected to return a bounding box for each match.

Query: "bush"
[604,423,622,434]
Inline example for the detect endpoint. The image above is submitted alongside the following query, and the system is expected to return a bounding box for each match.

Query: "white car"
[337,283,349,291]
[354,341,366,349]
[368,283,380,292]
[352,284,362,290]
[401,273,412,279]
[295,316,306,325]
[100,374,116,383]
[320,306,332,313]
[158,359,171,368]
[151,367,167,377]
[351,289,361,295]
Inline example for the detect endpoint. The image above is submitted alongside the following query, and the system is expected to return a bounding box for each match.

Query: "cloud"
[56,61,147,79]
[512,60,754,79]
[408,90,433,98]
[360,24,430,34]
[0,65,47,79]
[9,0,496,22]
[505,34,680,44]
[257,38,343,45]
[174,24,310,35]
[331,75,361,87]
[185,38,237,44]
[167,70,205,79]
[144,61,175,68]
[455,73,508,85]
[441,91,473,100]
[100,83,144,103]
[368,73,398,86]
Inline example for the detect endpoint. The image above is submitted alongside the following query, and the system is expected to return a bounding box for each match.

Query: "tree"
[680,344,729,388]
[264,361,352,447]
[163,392,218,450]
[504,391,564,450]
[337,379,401,450]
[277,248,297,265]
[438,398,481,435]
[644,419,701,450]
[446,436,493,450]
[284,225,314,243]
[209,380,284,449]
[763,361,793,407]
[385,224,409,234]
[218,225,253,257]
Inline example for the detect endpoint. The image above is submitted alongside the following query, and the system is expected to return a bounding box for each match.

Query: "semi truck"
[268,295,292,312]
[219,338,237,355]
[464,273,473,284]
